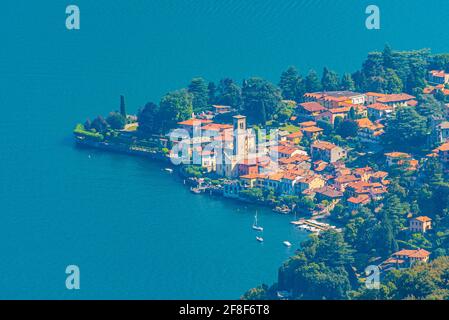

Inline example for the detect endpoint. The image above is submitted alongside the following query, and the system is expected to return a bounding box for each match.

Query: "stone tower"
[233,115,247,157]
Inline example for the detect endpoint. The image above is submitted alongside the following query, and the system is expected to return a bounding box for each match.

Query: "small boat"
[273,205,291,214]
[252,212,264,232]
[283,241,292,247]
[256,236,264,242]
[190,187,202,194]
[164,168,173,173]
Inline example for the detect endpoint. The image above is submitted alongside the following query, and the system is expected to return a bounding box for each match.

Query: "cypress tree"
[120,95,126,118]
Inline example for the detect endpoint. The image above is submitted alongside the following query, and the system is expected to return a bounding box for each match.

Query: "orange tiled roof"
[434,142,449,152]
[356,118,373,128]
[430,70,447,77]
[407,100,418,107]
[423,87,435,94]
[323,96,349,102]
[365,92,387,97]
[279,154,310,165]
[299,102,326,113]
[334,175,360,184]
[354,166,373,175]
[272,145,301,155]
[385,152,411,158]
[267,172,284,181]
[414,216,432,223]
[301,126,324,133]
[312,141,339,151]
[367,103,392,111]
[394,249,430,259]
[327,107,351,114]
[304,92,325,99]
[315,186,343,198]
[299,121,317,127]
[178,119,213,126]
[287,131,303,139]
[347,194,370,204]
[371,171,388,179]
[377,93,415,103]
[201,123,233,131]
[240,173,263,180]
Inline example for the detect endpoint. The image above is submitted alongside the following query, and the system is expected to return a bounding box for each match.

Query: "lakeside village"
[75,48,449,299]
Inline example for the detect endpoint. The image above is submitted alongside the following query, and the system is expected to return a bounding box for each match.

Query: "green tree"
[91,116,108,133]
[216,78,242,109]
[384,68,403,93]
[383,44,394,69]
[242,77,283,125]
[305,69,322,92]
[207,81,216,105]
[340,73,355,91]
[242,285,271,300]
[276,231,354,300]
[138,102,160,136]
[159,89,193,132]
[106,112,126,130]
[376,211,399,257]
[279,66,305,101]
[120,95,126,118]
[336,119,358,138]
[416,94,446,119]
[382,107,428,152]
[321,67,340,91]
[188,77,209,112]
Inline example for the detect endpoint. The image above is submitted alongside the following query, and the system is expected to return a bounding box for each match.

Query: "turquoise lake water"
[1,0,449,299]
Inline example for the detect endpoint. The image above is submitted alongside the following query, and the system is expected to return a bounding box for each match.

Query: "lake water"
[1,0,448,299]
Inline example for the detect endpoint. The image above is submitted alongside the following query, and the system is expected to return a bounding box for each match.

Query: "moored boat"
[252,212,264,232]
